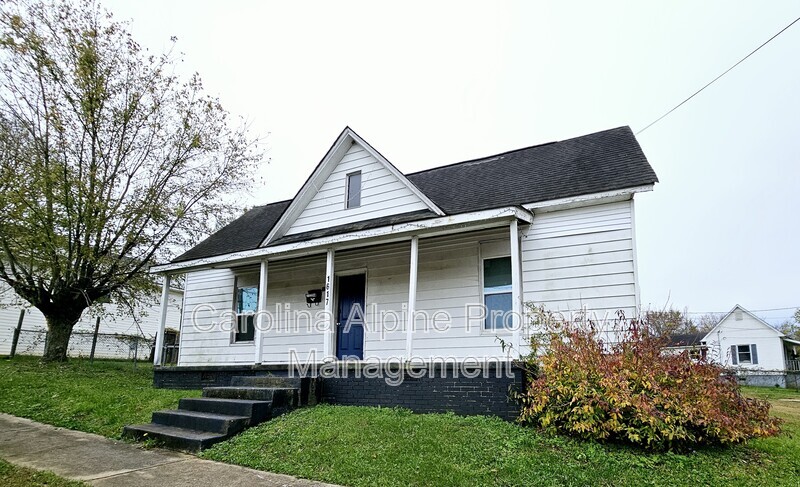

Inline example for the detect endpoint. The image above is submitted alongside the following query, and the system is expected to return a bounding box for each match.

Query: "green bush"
[517,309,782,450]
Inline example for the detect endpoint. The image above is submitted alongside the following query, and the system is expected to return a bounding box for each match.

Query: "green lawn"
[202,388,800,487]
[1,356,798,486]
[0,356,199,438]
[0,458,85,487]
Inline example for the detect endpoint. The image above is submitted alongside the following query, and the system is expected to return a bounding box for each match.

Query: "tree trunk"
[42,311,82,363]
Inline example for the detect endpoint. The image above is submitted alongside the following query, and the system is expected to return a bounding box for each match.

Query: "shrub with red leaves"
[516,310,782,450]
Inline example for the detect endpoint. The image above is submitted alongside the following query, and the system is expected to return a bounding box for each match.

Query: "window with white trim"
[731,344,758,365]
[737,345,751,363]
[346,171,361,208]
[233,276,258,343]
[483,256,512,329]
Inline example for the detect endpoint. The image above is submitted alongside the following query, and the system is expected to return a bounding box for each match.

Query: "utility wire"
[636,15,800,135]
[684,306,799,315]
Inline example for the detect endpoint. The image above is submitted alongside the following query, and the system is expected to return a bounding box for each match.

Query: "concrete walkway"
[0,414,337,486]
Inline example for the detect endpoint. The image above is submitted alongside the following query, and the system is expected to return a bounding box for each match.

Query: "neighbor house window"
[483,256,512,329]
[346,171,361,208]
[732,344,758,365]
[737,345,751,363]
[234,282,258,342]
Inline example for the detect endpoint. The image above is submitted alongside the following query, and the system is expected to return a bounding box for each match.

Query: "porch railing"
[786,359,800,372]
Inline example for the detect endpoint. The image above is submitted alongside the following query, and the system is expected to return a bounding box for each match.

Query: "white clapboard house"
[0,285,183,360]
[147,126,658,415]
[702,305,800,388]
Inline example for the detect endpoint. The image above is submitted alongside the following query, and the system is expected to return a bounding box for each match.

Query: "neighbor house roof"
[173,126,657,263]
[664,332,707,348]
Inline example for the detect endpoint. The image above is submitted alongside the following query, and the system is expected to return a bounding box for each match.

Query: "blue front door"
[336,274,366,360]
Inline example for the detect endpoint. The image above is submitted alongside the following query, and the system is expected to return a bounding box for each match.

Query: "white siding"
[179,259,329,366]
[284,143,429,236]
[0,286,182,358]
[521,200,638,321]
[412,229,510,360]
[705,311,786,372]
[178,268,244,365]
[261,256,326,364]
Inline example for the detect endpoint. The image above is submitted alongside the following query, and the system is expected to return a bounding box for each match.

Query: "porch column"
[510,220,523,352]
[323,249,335,359]
[153,274,171,366]
[406,236,419,359]
[253,260,268,364]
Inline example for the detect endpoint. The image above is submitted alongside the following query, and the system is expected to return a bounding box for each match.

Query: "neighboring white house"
[663,331,709,361]
[147,126,658,374]
[702,304,800,388]
[0,285,183,360]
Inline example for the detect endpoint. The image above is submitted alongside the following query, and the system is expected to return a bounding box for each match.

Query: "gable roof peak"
[702,304,783,341]
[260,126,444,245]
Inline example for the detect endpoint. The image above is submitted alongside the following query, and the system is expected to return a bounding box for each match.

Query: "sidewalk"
[0,413,337,486]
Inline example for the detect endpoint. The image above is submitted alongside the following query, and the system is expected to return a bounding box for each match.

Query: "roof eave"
[150,206,531,275]
[523,184,654,213]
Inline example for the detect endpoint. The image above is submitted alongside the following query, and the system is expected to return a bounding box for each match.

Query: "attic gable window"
[346,171,362,209]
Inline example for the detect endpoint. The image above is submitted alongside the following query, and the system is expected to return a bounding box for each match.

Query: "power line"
[684,306,799,315]
[636,15,800,135]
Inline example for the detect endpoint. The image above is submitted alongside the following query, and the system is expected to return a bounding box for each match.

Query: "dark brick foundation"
[153,365,317,405]
[154,362,525,420]
[153,365,296,389]
[319,363,524,420]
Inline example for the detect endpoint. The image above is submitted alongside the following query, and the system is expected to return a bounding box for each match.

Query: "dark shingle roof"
[173,200,291,262]
[406,126,657,214]
[269,210,439,246]
[172,126,657,263]
[665,332,707,348]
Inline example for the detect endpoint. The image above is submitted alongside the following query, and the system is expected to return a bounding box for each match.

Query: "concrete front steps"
[123,376,301,452]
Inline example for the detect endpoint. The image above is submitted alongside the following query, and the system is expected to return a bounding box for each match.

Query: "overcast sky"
[104,0,800,324]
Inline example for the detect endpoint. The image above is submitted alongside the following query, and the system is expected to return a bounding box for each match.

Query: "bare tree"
[644,307,696,337]
[779,309,800,340]
[694,312,723,332]
[0,0,261,361]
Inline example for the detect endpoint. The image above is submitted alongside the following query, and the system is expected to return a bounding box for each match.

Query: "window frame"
[231,275,259,344]
[479,242,513,333]
[345,171,362,209]
[736,344,752,364]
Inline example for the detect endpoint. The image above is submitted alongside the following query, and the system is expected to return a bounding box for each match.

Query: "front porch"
[784,337,800,372]
[152,209,531,369]
[148,211,534,421]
